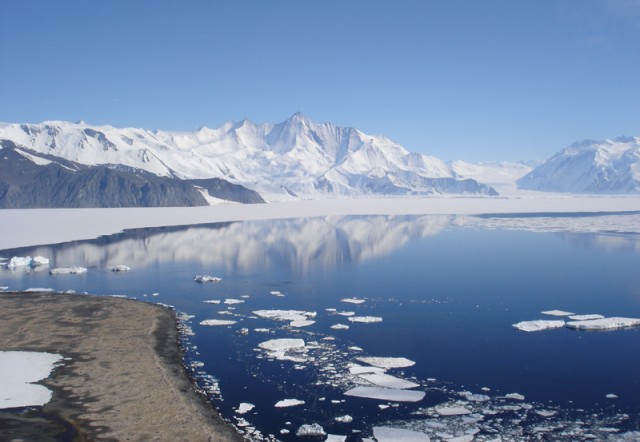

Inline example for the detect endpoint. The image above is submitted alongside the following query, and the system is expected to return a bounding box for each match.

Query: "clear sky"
[1,0,639,161]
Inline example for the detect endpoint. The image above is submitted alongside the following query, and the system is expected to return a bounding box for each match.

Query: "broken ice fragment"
[49,266,87,275]
[565,317,640,330]
[512,320,565,332]
[568,314,605,321]
[358,373,420,390]
[341,298,366,304]
[348,316,383,323]
[224,298,244,305]
[237,403,255,414]
[606,394,618,399]
[200,319,237,326]
[505,392,525,400]
[436,406,472,416]
[373,426,430,441]
[258,338,305,352]
[110,265,130,272]
[331,324,350,330]
[296,423,326,438]
[334,415,353,423]
[541,310,575,317]
[194,275,222,283]
[275,399,305,407]
[344,386,425,402]
[356,356,416,369]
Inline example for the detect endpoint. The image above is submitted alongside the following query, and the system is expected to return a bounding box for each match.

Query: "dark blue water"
[2,215,639,440]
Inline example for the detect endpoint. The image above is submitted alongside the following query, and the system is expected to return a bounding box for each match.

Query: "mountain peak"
[287,112,311,125]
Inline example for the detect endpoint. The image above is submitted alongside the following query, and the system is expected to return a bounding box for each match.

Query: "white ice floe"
[203,300,221,304]
[566,317,640,330]
[224,298,245,305]
[348,316,383,323]
[341,298,366,304]
[330,324,350,330]
[275,399,305,408]
[359,373,420,390]
[505,393,525,400]
[356,356,416,369]
[49,266,87,275]
[3,256,50,269]
[334,415,353,423]
[193,275,222,283]
[290,319,315,327]
[325,435,347,442]
[436,406,472,416]
[541,310,575,317]
[30,256,50,267]
[373,426,431,441]
[237,403,255,414]
[336,311,355,316]
[512,320,565,332]
[200,319,237,326]
[348,363,386,375]
[344,386,425,402]
[270,290,284,296]
[535,410,558,417]
[24,287,55,292]
[253,309,317,328]
[110,265,130,272]
[606,393,619,399]
[0,351,63,409]
[296,423,326,438]
[258,339,306,352]
[568,314,605,321]
[447,436,474,442]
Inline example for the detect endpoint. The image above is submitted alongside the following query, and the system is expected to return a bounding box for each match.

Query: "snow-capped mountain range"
[518,136,640,193]
[0,113,498,200]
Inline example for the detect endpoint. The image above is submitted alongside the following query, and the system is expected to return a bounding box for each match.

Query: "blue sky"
[1,0,639,161]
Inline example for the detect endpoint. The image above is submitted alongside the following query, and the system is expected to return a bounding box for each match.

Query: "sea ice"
[348,316,383,323]
[568,314,605,321]
[541,310,575,316]
[3,256,50,269]
[224,298,244,305]
[30,256,50,267]
[200,319,237,326]
[296,423,326,438]
[49,266,87,275]
[334,414,353,423]
[257,338,307,362]
[358,373,420,390]
[0,351,63,408]
[275,399,305,407]
[512,320,565,332]
[325,436,347,442]
[341,298,366,304]
[565,317,640,330]
[330,324,350,330]
[344,386,425,402]
[290,319,315,327]
[348,363,386,375]
[606,394,619,399]
[435,406,472,416]
[110,265,130,272]
[253,309,317,327]
[203,300,221,304]
[356,356,416,369]
[373,426,431,441]
[194,275,222,283]
[505,393,525,400]
[237,403,255,414]
[336,311,356,316]
[0,286,8,291]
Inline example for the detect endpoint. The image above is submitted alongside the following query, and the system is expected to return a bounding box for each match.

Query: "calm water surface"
[2,214,640,440]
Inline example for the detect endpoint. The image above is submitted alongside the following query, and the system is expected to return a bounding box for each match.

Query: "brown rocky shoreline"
[0,292,244,441]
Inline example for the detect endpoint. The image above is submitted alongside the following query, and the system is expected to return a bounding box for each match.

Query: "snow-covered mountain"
[449,160,533,185]
[518,137,640,193]
[0,113,498,199]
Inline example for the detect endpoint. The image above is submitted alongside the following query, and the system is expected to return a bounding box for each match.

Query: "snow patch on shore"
[0,351,63,409]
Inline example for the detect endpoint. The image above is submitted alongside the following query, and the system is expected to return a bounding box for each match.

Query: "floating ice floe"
[335,311,355,316]
[373,426,431,441]
[348,363,386,375]
[344,386,425,402]
[49,266,87,275]
[348,316,383,323]
[24,287,55,292]
[110,265,130,272]
[194,275,222,283]
[606,393,619,399]
[237,403,255,414]
[330,324,350,330]
[258,338,307,362]
[0,286,8,291]
[435,405,472,416]
[270,290,284,296]
[325,435,347,442]
[541,310,575,317]
[224,298,244,305]
[358,373,420,390]
[568,314,605,321]
[356,356,416,369]
[565,317,640,331]
[203,300,221,304]
[296,423,326,438]
[275,398,305,408]
[253,309,317,328]
[512,320,565,332]
[200,319,237,326]
[341,298,366,304]
[0,351,63,409]
[505,392,525,400]
[535,409,558,417]
[2,256,50,269]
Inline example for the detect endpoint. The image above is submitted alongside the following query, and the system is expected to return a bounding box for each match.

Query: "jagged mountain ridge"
[0,140,264,208]
[518,136,640,193]
[0,113,498,198]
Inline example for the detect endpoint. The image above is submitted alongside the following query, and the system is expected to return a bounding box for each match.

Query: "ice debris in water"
[341,297,366,304]
[49,266,87,275]
[512,320,565,332]
[435,405,472,416]
[203,300,221,304]
[253,309,316,327]
[541,310,575,316]
[334,415,353,423]
[565,317,640,330]
[505,392,525,400]
[358,373,420,390]
[275,398,305,407]
[2,256,49,269]
[606,393,619,399]
[236,403,255,414]
[568,314,605,321]
[356,356,416,369]
[348,316,383,323]
[373,426,431,441]
[199,319,237,326]
[193,275,222,283]
[224,298,244,305]
[296,423,326,438]
[344,386,425,402]
[110,265,130,272]
[270,290,284,296]
[257,338,308,362]
[330,324,350,330]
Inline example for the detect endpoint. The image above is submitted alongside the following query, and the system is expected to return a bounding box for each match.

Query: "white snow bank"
[344,386,425,402]
[358,373,420,390]
[275,398,305,408]
[200,319,237,326]
[565,317,640,330]
[49,266,87,275]
[348,316,383,323]
[541,310,575,317]
[341,298,366,304]
[513,320,565,332]
[373,426,431,441]
[568,314,605,321]
[356,356,416,369]
[0,351,63,409]
[194,275,222,283]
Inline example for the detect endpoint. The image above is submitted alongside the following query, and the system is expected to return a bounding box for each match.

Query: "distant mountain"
[0,114,498,199]
[518,137,640,193]
[0,140,264,208]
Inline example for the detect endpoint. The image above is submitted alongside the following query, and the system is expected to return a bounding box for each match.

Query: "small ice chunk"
[344,386,425,402]
[280,429,290,434]
[336,311,356,316]
[270,290,283,295]
[290,319,315,327]
[348,346,363,352]
[358,373,420,390]
[258,338,305,352]
[326,308,337,312]
[203,300,221,304]
[326,436,347,442]
[224,298,244,305]
[331,324,350,330]
[194,275,222,283]
[341,298,366,304]
[275,399,305,407]
[348,316,383,323]
[237,403,255,414]
[565,317,640,330]
[200,319,237,326]
[541,310,575,316]
[110,265,130,272]
[505,392,525,400]
[446,436,473,442]
[436,406,472,416]
[568,314,605,321]
[49,266,87,275]
[6,256,50,269]
[373,426,431,441]
[356,356,415,369]
[30,256,50,267]
[606,393,619,399]
[535,410,557,417]
[513,320,565,332]
[334,415,353,423]
[348,364,386,375]
[296,423,326,438]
